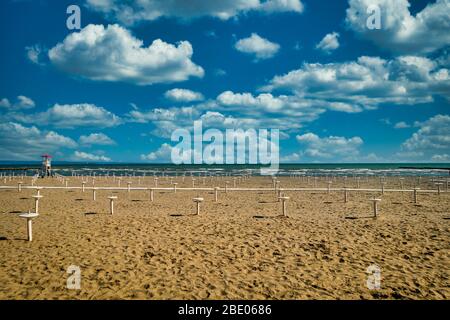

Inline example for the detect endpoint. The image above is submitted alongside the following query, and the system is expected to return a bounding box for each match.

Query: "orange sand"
[0,176,449,299]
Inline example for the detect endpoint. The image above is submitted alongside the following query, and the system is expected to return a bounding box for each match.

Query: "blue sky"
[0,0,449,163]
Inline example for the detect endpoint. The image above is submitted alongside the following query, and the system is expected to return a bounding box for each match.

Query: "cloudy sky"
[0,0,449,163]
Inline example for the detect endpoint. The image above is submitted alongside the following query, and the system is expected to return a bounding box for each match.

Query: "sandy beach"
[0,175,449,299]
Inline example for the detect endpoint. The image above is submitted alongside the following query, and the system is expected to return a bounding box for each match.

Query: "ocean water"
[0,163,449,177]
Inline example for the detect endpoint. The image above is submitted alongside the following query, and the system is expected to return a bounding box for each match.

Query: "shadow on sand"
[253,214,286,219]
[344,215,375,220]
[169,213,198,217]
[0,236,23,241]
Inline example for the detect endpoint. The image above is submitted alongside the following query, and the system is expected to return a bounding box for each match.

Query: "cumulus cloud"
[346,0,450,54]
[8,103,121,129]
[128,102,259,132]
[394,121,410,129]
[79,133,116,146]
[25,44,45,65]
[431,154,450,162]
[164,88,204,102]
[281,152,301,162]
[0,122,77,160]
[217,91,284,112]
[235,33,280,60]
[152,54,448,138]
[48,24,204,85]
[128,106,201,137]
[141,142,202,163]
[316,32,340,53]
[214,92,326,132]
[141,143,172,161]
[128,104,259,138]
[0,95,35,110]
[125,52,447,150]
[400,114,450,160]
[72,151,112,162]
[217,90,362,115]
[128,99,290,140]
[130,88,367,140]
[128,106,199,124]
[86,0,304,25]
[263,55,450,109]
[141,132,279,164]
[0,99,9,109]
[296,133,364,160]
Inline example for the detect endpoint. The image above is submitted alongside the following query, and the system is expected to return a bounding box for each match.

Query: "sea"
[0,162,449,177]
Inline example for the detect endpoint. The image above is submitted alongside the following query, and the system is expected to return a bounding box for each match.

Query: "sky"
[0,0,449,163]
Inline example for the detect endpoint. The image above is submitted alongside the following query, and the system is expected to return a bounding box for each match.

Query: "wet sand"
[0,176,449,299]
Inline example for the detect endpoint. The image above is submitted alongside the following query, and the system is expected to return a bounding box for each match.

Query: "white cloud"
[164,88,204,102]
[214,69,227,77]
[141,143,172,161]
[394,121,410,129]
[128,103,265,139]
[0,95,35,110]
[400,114,450,159]
[125,77,404,142]
[124,53,447,147]
[128,106,201,137]
[235,33,280,60]
[217,91,284,112]
[263,55,450,109]
[48,24,204,85]
[72,151,112,162]
[128,97,298,140]
[128,106,199,124]
[205,30,217,38]
[362,153,381,162]
[346,0,450,54]
[0,99,10,109]
[204,110,237,127]
[394,151,425,160]
[79,133,116,146]
[281,152,301,162]
[296,133,364,160]
[217,90,362,115]
[16,96,35,109]
[380,118,391,125]
[130,88,367,141]
[141,142,200,163]
[258,0,304,14]
[25,44,45,65]
[431,154,450,162]
[0,122,77,160]
[316,32,340,53]
[8,103,121,129]
[215,92,327,132]
[86,0,304,25]
[141,133,278,164]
